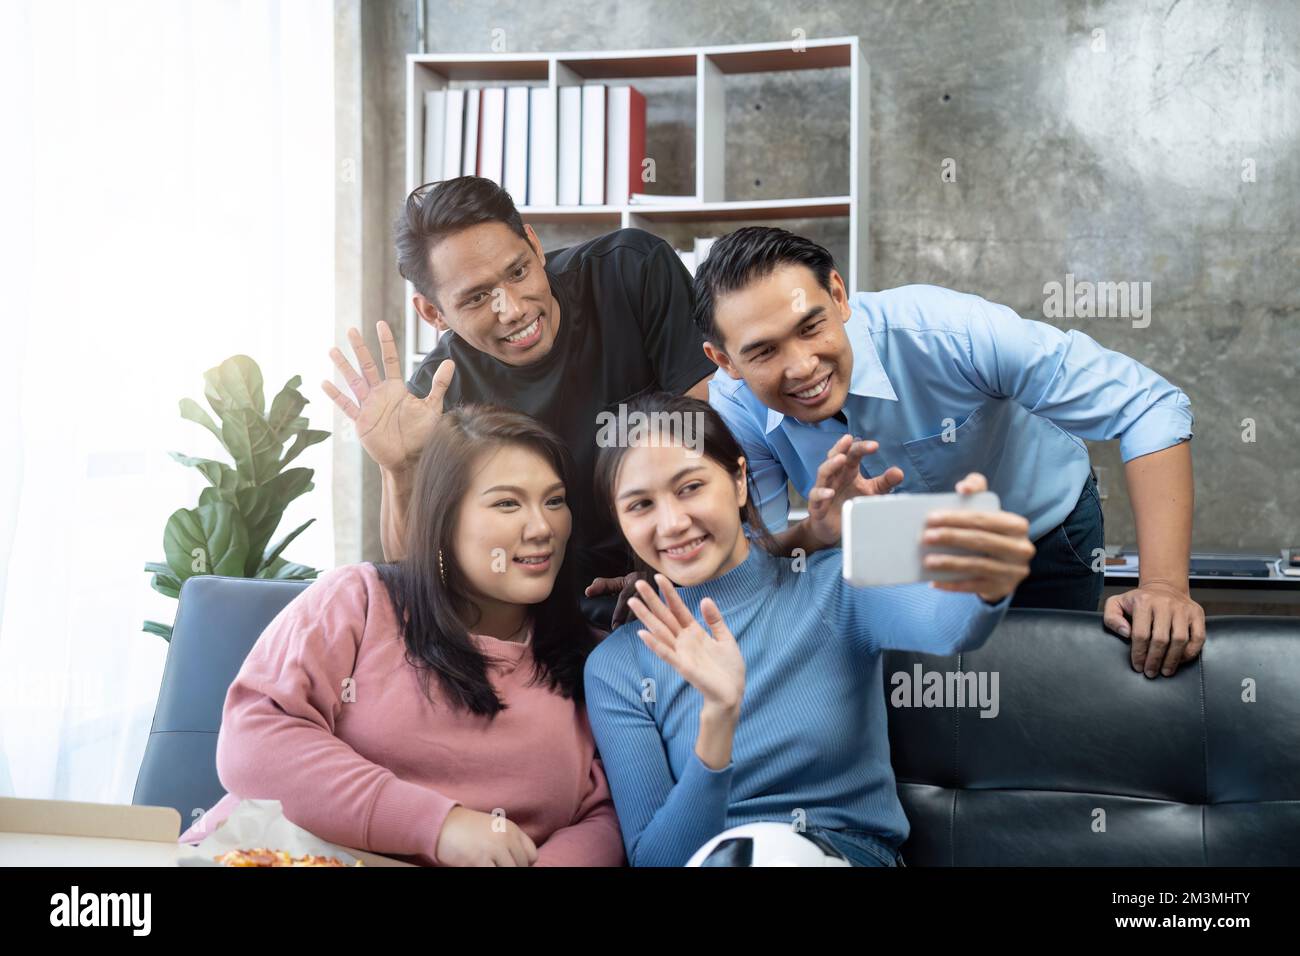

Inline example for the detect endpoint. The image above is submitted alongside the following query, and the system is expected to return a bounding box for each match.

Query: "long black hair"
[592,391,780,581]
[375,404,593,718]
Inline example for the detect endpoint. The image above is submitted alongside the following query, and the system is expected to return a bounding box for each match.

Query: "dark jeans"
[1011,472,1105,612]
[804,825,905,867]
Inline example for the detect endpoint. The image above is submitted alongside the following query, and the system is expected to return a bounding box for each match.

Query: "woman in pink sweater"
[179,405,624,866]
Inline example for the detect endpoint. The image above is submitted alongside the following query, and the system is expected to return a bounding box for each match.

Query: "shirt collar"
[763,306,898,433]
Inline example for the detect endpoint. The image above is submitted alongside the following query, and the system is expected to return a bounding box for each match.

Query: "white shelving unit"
[403,36,870,375]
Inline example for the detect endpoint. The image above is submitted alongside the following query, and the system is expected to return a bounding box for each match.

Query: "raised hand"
[627,574,744,713]
[322,320,453,472]
[805,434,905,546]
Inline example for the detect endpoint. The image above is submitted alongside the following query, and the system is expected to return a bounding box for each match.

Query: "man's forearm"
[1125,440,1194,591]
[772,517,834,558]
[379,465,414,562]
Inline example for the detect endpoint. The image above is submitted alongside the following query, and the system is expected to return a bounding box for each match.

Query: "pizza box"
[0,797,413,867]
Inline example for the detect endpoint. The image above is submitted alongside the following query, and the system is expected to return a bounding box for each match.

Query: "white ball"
[686,823,852,867]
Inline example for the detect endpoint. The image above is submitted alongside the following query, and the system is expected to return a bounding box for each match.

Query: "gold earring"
[438,549,447,585]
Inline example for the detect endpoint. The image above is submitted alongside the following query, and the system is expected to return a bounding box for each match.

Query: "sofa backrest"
[884,610,1300,865]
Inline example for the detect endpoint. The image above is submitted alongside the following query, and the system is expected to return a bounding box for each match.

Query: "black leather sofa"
[136,576,1300,865]
[886,610,1300,865]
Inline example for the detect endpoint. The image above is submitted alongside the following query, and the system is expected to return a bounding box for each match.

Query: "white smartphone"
[842,491,1002,587]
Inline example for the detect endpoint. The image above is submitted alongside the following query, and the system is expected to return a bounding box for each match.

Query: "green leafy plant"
[143,355,330,640]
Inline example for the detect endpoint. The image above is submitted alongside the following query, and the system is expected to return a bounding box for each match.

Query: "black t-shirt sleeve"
[407,358,432,399]
[406,343,455,408]
[633,237,718,394]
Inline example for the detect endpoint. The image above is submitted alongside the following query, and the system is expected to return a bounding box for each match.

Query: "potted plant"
[143,355,330,640]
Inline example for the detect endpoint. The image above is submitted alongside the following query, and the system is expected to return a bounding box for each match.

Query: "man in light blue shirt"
[697,226,1205,678]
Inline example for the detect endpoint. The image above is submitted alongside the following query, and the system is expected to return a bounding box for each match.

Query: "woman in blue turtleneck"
[584,393,1035,867]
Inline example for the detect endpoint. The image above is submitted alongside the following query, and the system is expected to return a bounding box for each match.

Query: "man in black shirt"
[323,176,715,629]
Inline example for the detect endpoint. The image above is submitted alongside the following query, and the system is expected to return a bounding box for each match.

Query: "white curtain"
[0,0,335,804]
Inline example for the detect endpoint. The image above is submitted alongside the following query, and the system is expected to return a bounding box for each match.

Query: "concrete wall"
[341,0,1299,558]
[333,0,420,564]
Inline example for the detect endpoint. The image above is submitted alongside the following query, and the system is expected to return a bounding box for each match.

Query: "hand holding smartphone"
[841,473,1035,602]
[842,492,1002,587]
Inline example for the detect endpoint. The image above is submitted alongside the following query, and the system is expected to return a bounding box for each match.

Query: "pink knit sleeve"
[214,565,460,865]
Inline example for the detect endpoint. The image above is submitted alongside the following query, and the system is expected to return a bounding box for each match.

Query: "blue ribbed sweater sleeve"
[584,632,733,867]
[813,550,1009,656]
